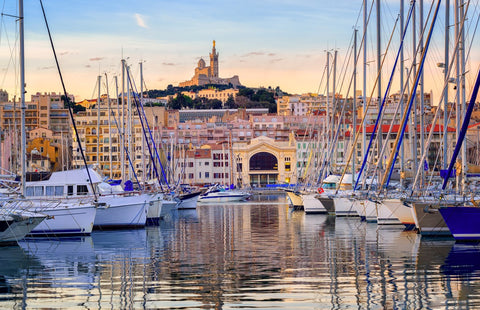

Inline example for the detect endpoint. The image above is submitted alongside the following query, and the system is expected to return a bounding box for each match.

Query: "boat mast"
[326,50,330,179]
[400,0,405,188]
[353,28,357,185]
[376,0,382,178]
[105,73,113,179]
[444,0,450,170]
[121,59,126,183]
[411,1,418,179]
[362,0,367,188]
[454,0,460,190]
[332,50,338,171]
[140,61,145,185]
[127,64,133,181]
[19,0,26,196]
[419,0,425,189]
[114,75,120,179]
[97,75,101,169]
[460,0,466,194]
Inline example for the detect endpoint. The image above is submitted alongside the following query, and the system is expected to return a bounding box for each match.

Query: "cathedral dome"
[197,58,206,69]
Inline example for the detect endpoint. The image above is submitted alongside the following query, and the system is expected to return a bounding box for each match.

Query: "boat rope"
[38,0,98,201]
[382,0,442,189]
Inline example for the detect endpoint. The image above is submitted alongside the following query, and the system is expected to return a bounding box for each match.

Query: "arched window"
[249,152,277,170]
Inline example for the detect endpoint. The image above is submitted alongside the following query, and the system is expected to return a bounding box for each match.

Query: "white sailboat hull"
[333,197,358,217]
[0,208,46,244]
[96,194,149,228]
[302,193,327,214]
[26,201,96,236]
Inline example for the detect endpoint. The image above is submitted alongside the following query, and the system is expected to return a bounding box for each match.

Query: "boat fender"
[317,187,324,194]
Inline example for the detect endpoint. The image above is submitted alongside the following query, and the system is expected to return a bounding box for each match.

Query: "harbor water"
[1,194,480,309]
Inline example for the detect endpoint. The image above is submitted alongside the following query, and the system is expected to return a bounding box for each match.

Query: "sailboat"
[438,69,480,241]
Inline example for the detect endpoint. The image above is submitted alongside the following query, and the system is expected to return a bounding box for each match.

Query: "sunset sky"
[0,1,478,103]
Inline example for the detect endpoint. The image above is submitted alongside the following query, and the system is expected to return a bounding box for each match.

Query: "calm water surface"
[1,194,480,309]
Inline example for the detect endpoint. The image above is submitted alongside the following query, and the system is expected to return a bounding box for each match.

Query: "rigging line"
[410,0,472,194]
[38,0,98,201]
[126,72,162,189]
[335,9,401,191]
[382,0,442,189]
[354,2,415,192]
[127,68,170,189]
[317,4,375,182]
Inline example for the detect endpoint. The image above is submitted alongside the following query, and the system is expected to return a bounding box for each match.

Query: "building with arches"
[232,135,297,187]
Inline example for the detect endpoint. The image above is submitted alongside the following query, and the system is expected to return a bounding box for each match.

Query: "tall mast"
[411,2,418,177]
[121,59,126,182]
[19,0,26,196]
[419,0,425,188]
[400,0,405,188]
[362,0,367,188]
[114,76,120,179]
[332,50,338,170]
[325,50,330,179]
[353,29,357,184]
[140,61,145,185]
[97,75,101,168]
[444,0,450,170]
[127,65,132,181]
[454,0,460,190]
[376,0,382,175]
[105,73,113,179]
[460,0,466,194]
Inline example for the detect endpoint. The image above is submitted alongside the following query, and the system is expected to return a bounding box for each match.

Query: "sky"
[0,0,478,102]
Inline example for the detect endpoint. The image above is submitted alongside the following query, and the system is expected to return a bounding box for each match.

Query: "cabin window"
[77,185,89,195]
[67,185,74,196]
[46,186,55,196]
[34,186,44,196]
[25,187,34,197]
[55,186,64,196]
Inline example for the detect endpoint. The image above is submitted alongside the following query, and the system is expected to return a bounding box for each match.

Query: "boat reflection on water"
[442,243,480,276]
[2,195,480,308]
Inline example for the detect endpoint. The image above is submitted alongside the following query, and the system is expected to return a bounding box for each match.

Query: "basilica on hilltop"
[179,41,242,88]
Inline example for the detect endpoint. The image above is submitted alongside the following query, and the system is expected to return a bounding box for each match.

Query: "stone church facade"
[179,41,242,87]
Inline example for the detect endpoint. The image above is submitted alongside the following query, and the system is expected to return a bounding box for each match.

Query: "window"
[205,172,210,178]
[25,187,34,197]
[67,185,74,196]
[285,163,291,171]
[55,186,64,196]
[34,186,44,196]
[77,185,89,195]
[188,173,194,179]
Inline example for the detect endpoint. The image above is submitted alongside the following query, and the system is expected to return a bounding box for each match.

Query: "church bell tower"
[209,40,219,78]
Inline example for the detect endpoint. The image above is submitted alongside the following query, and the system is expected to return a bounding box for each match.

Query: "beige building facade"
[232,135,297,187]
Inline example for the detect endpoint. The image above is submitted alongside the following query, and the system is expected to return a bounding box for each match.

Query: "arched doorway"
[249,152,278,187]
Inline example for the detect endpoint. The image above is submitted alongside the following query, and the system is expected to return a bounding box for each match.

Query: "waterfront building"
[176,143,232,186]
[232,135,297,187]
[179,41,242,88]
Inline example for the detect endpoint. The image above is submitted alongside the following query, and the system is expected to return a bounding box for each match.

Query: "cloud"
[89,57,104,61]
[39,66,54,70]
[162,62,175,66]
[85,65,91,68]
[270,58,283,63]
[241,51,265,57]
[241,52,277,58]
[135,13,148,29]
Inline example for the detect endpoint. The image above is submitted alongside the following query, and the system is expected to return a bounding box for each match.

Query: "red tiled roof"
[356,123,456,133]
